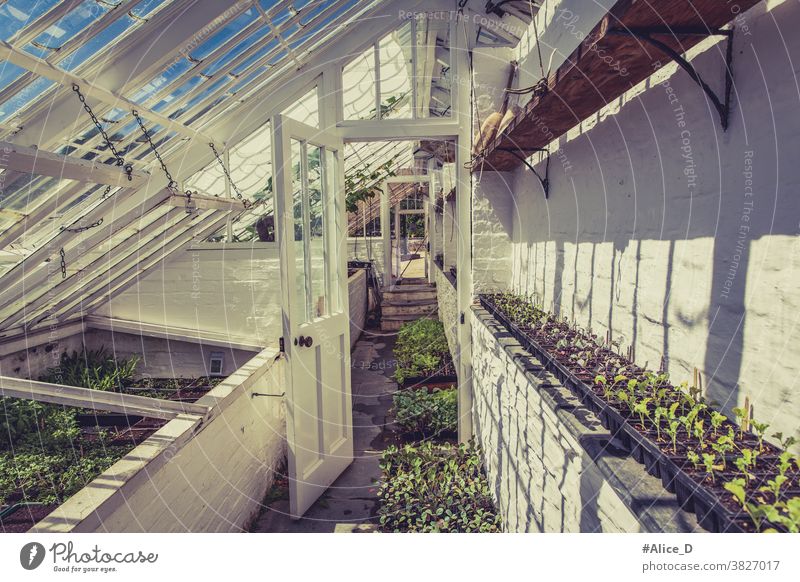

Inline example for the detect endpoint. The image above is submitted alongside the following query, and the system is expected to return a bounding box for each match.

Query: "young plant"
[733,406,749,439]
[710,410,727,437]
[710,434,735,471]
[693,418,706,450]
[750,420,770,453]
[734,448,759,485]
[686,449,701,471]
[702,452,722,484]
[653,406,668,441]
[664,419,681,454]
[633,397,653,429]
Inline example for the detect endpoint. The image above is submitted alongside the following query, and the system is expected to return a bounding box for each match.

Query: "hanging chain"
[62,218,104,233]
[72,83,133,181]
[132,110,177,192]
[59,248,67,279]
[209,142,252,209]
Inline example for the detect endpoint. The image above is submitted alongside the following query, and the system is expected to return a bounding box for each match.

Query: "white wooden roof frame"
[0,375,210,420]
[0,140,149,187]
[1,0,441,334]
[0,208,192,329]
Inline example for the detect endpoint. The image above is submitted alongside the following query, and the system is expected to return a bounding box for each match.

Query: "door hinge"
[279,337,285,353]
[460,312,465,324]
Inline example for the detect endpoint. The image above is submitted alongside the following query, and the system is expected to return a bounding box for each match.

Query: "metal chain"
[59,248,67,279]
[72,83,133,181]
[62,217,104,233]
[132,110,178,192]
[209,142,252,208]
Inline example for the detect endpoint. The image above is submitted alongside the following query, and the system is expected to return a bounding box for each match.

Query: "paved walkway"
[251,329,399,532]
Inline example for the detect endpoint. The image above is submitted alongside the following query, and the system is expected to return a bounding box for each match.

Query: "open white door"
[272,114,353,518]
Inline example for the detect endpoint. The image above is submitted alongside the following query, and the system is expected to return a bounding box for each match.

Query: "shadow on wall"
[506,1,800,444]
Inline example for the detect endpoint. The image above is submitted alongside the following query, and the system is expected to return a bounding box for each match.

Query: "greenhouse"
[0,0,798,536]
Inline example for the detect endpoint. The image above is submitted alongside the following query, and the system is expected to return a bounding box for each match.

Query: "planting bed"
[479,293,800,533]
[392,319,457,387]
[0,348,221,533]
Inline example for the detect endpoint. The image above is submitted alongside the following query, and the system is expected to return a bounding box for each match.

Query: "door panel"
[272,114,353,518]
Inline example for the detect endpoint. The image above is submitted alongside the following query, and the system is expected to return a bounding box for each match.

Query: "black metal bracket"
[609,27,734,131]
[252,392,285,398]
[498,147,550,198]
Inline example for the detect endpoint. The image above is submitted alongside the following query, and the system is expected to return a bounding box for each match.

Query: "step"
[382,303,439,317]
[385,284,435,293]
[381,297,438,307]
[382,290,437,302]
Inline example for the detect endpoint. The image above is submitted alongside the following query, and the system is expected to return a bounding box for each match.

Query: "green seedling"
[735,448,759,485]
[702,452,722,484]
[710,410,727,437]
[710,434,735,470]
[653,406,668,441]
[733,406,749,439]
[633,397,652,429]
[693,418,706,450]
[686,449,701,470]
[665,419,681,454]
[772,432,797,451]
[750,420,770,453]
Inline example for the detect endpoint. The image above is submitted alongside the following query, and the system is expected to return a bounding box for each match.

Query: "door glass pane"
[325,148,341,315]
[291,138,307,324]
[308,144,327,319]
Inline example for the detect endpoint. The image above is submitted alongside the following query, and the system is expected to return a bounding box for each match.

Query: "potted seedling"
[702,452,722,484]
[710,411,727,438]
[751,420,770,454]
[633,397,653,430]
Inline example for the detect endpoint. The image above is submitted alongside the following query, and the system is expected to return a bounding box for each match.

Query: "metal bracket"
[498,147,550,198]
[252,392,285,398]
[609,27,734,131]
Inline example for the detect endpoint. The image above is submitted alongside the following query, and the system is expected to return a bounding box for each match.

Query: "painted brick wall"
[434,264,458,364]
[471,308,698,533]
[473,172,515,293]
[473,1,800,448]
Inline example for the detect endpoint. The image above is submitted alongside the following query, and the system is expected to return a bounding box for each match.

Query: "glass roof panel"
[201,24,271,77]
[0,0,60,42]
[0,76,55,122]
[27,0,113,54]
[189,8,259,62]
[0,62,26,94]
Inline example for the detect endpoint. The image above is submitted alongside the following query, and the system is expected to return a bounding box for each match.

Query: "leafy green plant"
[686,450,701,470]
[0,399,43,448]
[710,411,727,437]
[40,347,139,392]
[751,420,770,453]
[377,440,501,533]
[393,319,453,384]
[702,452,722,484]
[392,387,457,438]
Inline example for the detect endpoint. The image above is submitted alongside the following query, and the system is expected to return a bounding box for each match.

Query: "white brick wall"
[471,308,697,533]
[475,1,800,448]
[434,264,458,363]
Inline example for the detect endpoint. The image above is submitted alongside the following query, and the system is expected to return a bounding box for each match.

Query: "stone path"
[251,329,399,532]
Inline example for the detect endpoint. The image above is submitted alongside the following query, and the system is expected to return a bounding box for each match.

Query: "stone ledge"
[471,305,701,533]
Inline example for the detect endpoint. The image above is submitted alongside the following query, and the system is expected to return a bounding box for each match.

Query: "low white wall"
[97,243,282,347]
[347,237,386,286]
[35,349,286,533]
[348,270,367,348]
[434,264,458,363]
[471,308,698,533]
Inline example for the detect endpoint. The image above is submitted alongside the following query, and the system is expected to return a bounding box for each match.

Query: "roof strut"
[608,27,735,131]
